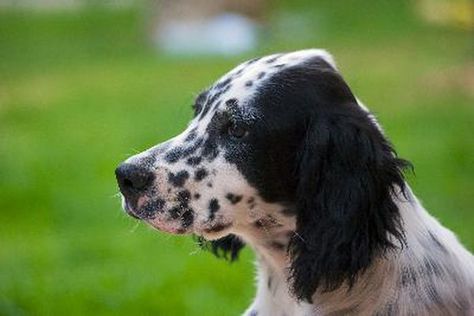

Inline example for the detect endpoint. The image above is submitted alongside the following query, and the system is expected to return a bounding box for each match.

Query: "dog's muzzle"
[115,162,155,218]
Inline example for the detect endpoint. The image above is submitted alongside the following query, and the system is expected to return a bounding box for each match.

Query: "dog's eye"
[228,123,247,139]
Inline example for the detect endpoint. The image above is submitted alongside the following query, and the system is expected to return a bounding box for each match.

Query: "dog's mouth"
[122,199,141,219]
[121,195,233,238]
[145,217,192,234]
[122,197,157,220]
[122,196,191,233]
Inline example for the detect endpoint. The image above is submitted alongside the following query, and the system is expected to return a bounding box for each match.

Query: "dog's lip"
[145,219,191,235]
[123,196,167,221]
[125,208,143,220]
[122,198,232,236]
[144,217,234,237]
[125,209,141,220]
[123,203,191,234]
[122,200,143,220]
[123,202,157,222]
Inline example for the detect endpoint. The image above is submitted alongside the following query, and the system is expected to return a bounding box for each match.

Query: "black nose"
[115,163,155,197]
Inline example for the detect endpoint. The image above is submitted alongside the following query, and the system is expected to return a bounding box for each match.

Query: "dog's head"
[115,49,409,300]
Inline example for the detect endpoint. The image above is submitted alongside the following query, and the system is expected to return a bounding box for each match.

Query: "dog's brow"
[221,99,247,120]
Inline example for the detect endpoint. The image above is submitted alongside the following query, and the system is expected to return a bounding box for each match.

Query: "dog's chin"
[122,197,233,238]
[145,218,192,235]
[144,218,234,239]
[124,205,193,235]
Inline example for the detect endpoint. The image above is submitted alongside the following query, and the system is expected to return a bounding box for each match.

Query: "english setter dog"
[115,49,474,315]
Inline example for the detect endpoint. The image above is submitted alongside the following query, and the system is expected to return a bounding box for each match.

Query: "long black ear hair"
[195,234,245,261]
[288,64,411,301]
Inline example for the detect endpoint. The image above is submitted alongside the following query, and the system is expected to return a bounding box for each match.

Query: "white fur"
[241,184,474,315]
[121,49,474,315]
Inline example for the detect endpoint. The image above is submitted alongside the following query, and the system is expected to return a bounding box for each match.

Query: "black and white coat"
[116,49,474,315]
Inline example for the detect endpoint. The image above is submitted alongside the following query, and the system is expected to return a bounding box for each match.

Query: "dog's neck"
[236,210,306,315]
[237,186,472,315]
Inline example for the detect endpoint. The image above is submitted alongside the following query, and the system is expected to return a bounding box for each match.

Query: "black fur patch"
[186,156,202,166]
[203,222,232,233]
[212,56,411,301]
[199,87,229,120]
[164,138,203,163]
[265,54,282,63]
[245,57,261,65]
[201,138,219,161]
[192,90,208,117]
[168,206,182,220]
[181,209,194,228]
[194,168,208,181]
[215,77,232,90]
[140,198,165,218]
[177,190,191,206]
[164,147,183,163]
[184,129,197,142]
[196,234,245,261]
[169,190,192,222]
[208,199,220,220]
[234,68,244,76]
[168,170,189,187]
[176,54,411,302]
[225,193,243,204]
[225,98,239,108]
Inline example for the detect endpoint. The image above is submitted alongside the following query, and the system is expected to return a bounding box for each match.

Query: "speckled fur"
[117,49,474,315]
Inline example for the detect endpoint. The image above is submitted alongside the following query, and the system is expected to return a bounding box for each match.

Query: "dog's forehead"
[214,49,335,108]
[192,49,336,126]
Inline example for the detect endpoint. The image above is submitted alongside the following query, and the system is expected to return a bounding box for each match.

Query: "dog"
[115,49,474,315]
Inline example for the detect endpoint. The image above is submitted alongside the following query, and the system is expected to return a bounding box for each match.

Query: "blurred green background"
[0,0,473,315]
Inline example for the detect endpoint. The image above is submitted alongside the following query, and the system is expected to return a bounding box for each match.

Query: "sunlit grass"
[0,2,472,315]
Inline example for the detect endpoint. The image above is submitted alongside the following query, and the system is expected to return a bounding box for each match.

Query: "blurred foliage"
[0,1,473,315]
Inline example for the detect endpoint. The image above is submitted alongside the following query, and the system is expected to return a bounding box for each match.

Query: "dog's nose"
[115,163,155,196]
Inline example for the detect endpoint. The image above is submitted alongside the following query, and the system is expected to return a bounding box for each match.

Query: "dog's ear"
[288,68,410,301]
[195,234,245,261]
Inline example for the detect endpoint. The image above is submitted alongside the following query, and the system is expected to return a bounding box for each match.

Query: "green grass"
[0,2,473,315]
